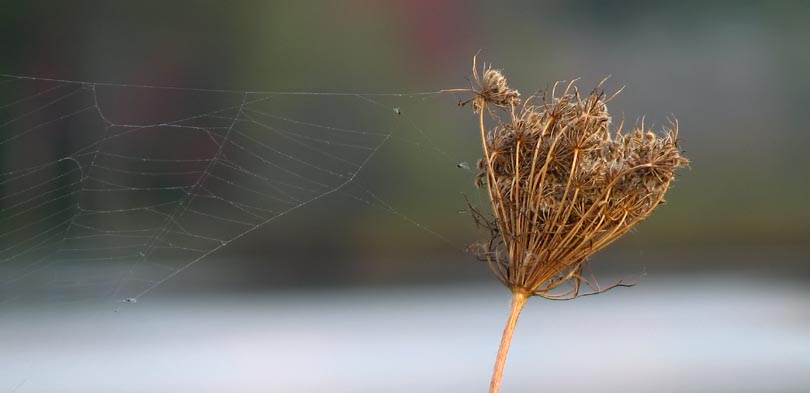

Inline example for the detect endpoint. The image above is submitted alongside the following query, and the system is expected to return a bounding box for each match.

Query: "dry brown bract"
[464,58,689,300]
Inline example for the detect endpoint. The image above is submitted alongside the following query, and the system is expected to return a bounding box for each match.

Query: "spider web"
[0,74,469,307]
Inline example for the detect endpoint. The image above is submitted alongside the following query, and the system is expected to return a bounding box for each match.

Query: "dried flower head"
[459,57,688,393]
[462,56,521,113]
[468,73,688,300]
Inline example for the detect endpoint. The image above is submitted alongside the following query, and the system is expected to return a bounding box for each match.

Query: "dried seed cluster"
[469,66,521,112]
[466,60,688,300]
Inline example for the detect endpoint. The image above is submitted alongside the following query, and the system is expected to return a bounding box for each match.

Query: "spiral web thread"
[0,74,456,306]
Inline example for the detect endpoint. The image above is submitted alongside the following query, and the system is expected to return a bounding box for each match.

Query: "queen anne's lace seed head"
[466,63,689,300]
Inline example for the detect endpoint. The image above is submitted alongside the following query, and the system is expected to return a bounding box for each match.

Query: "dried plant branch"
[458,55,689,393]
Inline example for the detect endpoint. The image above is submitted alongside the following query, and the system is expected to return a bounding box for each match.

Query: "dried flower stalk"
[458,56,688,393]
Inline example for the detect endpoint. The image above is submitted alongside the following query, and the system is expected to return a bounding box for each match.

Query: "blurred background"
[1,1,808,392]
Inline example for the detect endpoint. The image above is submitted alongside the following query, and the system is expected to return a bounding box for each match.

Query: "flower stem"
[489,290,529,393]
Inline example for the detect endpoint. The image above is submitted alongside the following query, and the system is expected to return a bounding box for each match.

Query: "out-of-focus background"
[1,1,808,392]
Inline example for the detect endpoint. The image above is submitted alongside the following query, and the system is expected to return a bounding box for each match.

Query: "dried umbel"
[459,57,688,393]
[460,57,521,113]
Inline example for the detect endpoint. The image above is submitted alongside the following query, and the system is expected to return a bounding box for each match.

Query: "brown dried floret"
[460,55,521,113]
